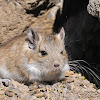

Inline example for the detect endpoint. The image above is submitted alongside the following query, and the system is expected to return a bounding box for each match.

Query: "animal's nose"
[54,64,60,67]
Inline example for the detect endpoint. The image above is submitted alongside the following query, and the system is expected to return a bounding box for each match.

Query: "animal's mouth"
[40,68,62,81]
[39,64,70,82]
[47,68,61,76]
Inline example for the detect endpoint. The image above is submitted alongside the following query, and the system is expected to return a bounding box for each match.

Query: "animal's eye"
[61,50,66,55]
[40,51,48,56]
[60,51,63,55]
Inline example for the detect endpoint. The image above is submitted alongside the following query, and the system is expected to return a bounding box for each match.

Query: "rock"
[0,79,10,87]
[87,87,96,92]
[40,10,46,15]
[52,82,61,87]
[48,0,63,19]
[33,92,45,98]
[30,96,38,100]
[63,88,69,96]
[5,89,13,97]
[97,89,100,93]
[17,97,23,100]
[29,85,38,91]
[50,0,61,6]
[81,88,87,92]
[11,88,22,96]
[10,96,18,100]
[69,94,77,100]
[29,84,38,91]
[63,78,74,83]
[67,85,71,90]
[80,76,85,80]
[25,0,37,4]
[73,73,82,78]
[70,83,75,90]
[6,0,11,3]
[0,95,6,100]
[65,71,74,77]
[0,90,5,95]
[82,79,90,86]
[22,93,32,100]
[0,82,4,90]
[87,0,100,20]
[8,84,15,90]
[48,6,59,19]
[10,80,29,93]
[40,97,45,100]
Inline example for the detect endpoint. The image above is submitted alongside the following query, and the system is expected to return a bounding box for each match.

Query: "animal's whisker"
[79,65,100,86]
[19,74,29,83]
[69,60,100,86]
[82,65,100,81]
[69,61,85,74]
[70,67,75,71]
[69,64,83,74]
[70,60,100,72]
[70,66,79,72]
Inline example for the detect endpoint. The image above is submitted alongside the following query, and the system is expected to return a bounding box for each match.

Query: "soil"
[0,71,100,100]
[0,0,100,100]
[0,0,54,45]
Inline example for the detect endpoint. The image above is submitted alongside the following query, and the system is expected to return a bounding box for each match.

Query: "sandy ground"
[0,71,100,100]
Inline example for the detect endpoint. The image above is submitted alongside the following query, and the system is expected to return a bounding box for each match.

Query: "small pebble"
[0,90,5,95]
[97,89,100,93]
[63,79,74,83]
[8,85,15,90]
[30,96,37,100]
[5,89,13,97]
[80,76,85,80]
[10,96,18,100]
[87,88,96,92]
[33,92,45,98]
[67,85,71,90]
[29,85,38,91]
[77,83,84,87]
[23,94,32,100]
[11,88,21,96]
[65,71,74,76]
[6,0,11,3]
[0,82,4,90]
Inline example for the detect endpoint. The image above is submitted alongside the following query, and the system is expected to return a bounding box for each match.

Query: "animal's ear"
[57,27,65,40]
[27,28,40,49]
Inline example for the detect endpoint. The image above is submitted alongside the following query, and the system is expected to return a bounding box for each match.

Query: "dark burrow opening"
[53,0,100,88]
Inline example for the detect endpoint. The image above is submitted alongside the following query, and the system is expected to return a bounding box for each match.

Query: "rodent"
[0,28,70,84]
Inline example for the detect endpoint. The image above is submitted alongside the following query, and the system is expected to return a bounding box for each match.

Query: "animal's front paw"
[0,79,11,87]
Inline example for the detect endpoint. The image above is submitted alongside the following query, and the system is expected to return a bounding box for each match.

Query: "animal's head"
[25,28,70,81]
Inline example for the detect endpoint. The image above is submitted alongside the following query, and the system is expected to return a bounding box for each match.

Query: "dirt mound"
[0,71,100,100]
[0,0,55,44]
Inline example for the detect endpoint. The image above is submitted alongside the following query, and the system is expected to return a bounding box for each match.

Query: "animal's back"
[0,34,29,81]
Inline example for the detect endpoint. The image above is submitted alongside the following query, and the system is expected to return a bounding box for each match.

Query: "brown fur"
[0,28,70,83]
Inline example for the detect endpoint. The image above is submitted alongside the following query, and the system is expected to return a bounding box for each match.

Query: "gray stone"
[0,82,4,90]
[87,0,100,20]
